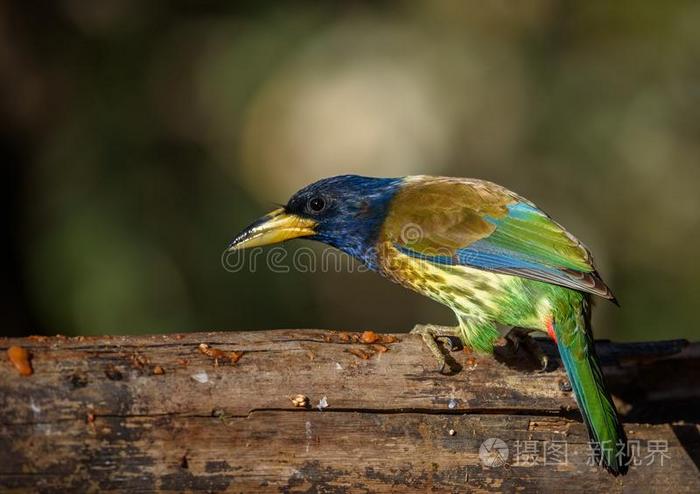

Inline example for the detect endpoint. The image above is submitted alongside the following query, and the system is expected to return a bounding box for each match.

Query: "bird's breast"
[375,242,507,318]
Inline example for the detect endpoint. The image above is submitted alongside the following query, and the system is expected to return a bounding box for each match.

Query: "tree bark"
[1,330,699,492]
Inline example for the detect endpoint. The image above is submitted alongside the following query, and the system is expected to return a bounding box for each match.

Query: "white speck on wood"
[191,371,209,384]
[305,420,312,453]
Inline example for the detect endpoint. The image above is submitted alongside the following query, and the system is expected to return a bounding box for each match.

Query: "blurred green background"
[1,1,699,341]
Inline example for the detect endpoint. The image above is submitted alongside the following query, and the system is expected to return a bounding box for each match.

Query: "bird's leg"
[504,327,549,372]
[410,324,462,374]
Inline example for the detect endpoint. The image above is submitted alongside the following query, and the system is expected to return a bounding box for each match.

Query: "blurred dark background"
[1,1,699,340]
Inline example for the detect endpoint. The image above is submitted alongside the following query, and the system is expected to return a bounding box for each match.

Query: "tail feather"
[551,298,628,475]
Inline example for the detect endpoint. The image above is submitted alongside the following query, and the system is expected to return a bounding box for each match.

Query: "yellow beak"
[226,208,317,251]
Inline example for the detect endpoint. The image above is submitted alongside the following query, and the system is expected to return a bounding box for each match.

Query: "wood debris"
[104,364,123,381]
[7,346,32,376]
[325,331,400,357]
[335,332,401,361]
[347,348,371,360]
[130,353,149,369]
[290,394,309,407]
[198,343,244,366]
[27,335,49,342]
[360,331,380,344]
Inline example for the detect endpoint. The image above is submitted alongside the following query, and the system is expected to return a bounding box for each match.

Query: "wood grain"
[1,330,699,492]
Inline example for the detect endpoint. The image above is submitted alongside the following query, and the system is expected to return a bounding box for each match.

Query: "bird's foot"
[504,327,549,372]
[410,324,462,374]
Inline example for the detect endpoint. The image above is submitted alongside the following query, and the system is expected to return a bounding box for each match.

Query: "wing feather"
[382,177,616,301]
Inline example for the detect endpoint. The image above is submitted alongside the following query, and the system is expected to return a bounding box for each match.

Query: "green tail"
[552,297,628,475]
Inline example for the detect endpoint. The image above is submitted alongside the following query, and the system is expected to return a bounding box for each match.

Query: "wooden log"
[1,330,699,492]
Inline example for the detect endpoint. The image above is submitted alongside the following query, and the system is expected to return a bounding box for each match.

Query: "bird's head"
[227,175,401,264]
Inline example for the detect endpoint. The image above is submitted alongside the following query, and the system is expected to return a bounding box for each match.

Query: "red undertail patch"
[545,316,557,343]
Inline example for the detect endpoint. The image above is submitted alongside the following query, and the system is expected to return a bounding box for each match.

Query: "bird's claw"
[437,336,451,352]
[411,324,461,374]
[505,327,550,372]
[436,356,448,375]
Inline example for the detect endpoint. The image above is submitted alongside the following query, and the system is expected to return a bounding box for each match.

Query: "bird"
[226,174,628,475]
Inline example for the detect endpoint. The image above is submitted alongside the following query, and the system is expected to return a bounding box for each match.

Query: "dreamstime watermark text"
[221,223,460,274]
[221,246,376,274]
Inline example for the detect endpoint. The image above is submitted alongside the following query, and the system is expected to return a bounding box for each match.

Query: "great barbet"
[227,175,628,475]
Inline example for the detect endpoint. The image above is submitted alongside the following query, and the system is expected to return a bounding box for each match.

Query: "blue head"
[227,175,402,268]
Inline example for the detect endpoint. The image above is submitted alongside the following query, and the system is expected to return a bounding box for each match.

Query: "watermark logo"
[479,438,509,467]
[399,222,424,245]
[477,437,669,469]
[512,439,568,466]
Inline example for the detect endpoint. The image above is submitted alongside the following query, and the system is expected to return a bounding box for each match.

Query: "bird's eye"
[307,196,326,213]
